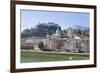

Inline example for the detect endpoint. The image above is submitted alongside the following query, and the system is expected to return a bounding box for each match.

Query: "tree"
[38,41,45,50]
[63,29,67,34]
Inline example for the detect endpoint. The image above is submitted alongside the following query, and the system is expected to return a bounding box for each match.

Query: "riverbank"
[21,50,89,63]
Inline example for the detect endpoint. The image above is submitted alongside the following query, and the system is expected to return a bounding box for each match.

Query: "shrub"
[38,41,45,50]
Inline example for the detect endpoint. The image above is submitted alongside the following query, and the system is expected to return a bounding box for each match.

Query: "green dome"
[56,27,61,35]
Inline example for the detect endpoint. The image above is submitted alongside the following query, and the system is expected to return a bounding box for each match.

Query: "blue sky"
[21,10,90,31]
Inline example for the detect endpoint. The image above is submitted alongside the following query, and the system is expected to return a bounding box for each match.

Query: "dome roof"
[56,27,61,35]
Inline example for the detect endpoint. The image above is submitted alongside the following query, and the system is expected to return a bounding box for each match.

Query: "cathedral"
[45,27,89,53]
[46,27,77,52]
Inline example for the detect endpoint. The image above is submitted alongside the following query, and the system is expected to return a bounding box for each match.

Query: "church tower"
[67,28,73,38]
[46,32,50,40]
[56,26,61,37]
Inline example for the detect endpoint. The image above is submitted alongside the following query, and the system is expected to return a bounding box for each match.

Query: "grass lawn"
[21,51,89,63]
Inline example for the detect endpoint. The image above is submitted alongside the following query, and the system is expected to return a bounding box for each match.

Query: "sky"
[21,9,90,31]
